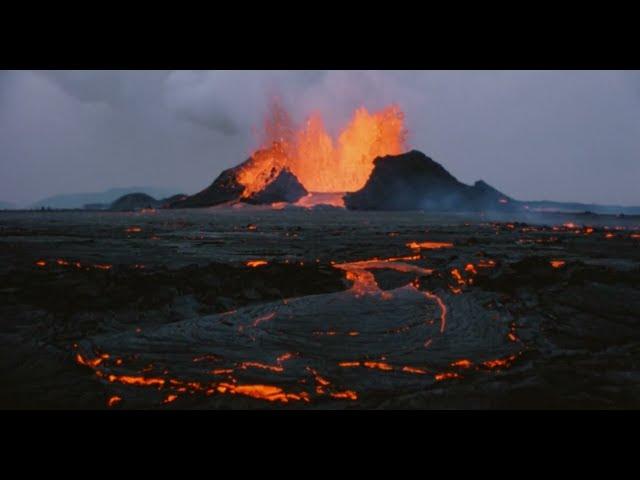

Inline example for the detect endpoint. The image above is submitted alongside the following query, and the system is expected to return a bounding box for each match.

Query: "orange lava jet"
[107,395,122,407]
[237,99,407,197]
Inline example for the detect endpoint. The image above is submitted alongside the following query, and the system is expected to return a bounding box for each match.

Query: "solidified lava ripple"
[4,208,639,409]
[74,246,521,408]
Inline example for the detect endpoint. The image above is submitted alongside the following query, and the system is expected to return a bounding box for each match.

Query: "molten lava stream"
[294,192,346,208]
[333,253,448,339]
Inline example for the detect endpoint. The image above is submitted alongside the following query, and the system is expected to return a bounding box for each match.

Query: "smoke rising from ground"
[1,70,639,206]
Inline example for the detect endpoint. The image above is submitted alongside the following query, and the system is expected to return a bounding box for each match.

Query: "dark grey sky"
[1,70,639,206]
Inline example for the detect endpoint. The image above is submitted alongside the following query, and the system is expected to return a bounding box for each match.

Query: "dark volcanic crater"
[1,208,639,409]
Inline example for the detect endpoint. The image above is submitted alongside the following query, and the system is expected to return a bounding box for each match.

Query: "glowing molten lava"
[406,241,454,250]
[246,260,268,268]
[237,99,407,197]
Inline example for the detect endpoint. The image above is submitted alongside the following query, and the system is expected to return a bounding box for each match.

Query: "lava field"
[1,207,639,409]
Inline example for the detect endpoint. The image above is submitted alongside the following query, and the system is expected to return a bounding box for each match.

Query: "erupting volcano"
[239,99,407,195]
[173,100,408,208]
[172,98,523,212]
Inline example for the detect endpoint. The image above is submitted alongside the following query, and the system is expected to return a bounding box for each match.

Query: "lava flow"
[237,99,407,197]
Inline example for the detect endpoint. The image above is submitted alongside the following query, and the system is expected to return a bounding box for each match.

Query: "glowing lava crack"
[72,239,524,408]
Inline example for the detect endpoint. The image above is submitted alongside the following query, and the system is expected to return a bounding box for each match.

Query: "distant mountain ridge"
[30,187,179,209]
[522,200,640,215]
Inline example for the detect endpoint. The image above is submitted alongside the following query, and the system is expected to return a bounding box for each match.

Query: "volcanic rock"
[171,158,307,208]
[344,150,520,211]
[160,194,188,208]
[243,168,307,204]
[171,162,247,208]
[110,193,160,211]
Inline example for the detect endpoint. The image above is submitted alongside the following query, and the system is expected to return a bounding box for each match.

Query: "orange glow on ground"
[330,390,358,400]
[451,359,473,368]
[406,241,454,250]
[163,394,178,404]
[464,263,478,274]
[246,260,268,267]
[550,260,566,268]
[482,355,518,370]
[434,372,462,382]
[107,395,122,407]
[216,383,310,403]
[338,361,361,368]
[451,269,465,285]
[293,192,346,208]
[477,259,496,268]
[239,361,284,373]
[401,366,428,375]
[252,312,276,327]
[363,361,394,371]
[107,374,165,388]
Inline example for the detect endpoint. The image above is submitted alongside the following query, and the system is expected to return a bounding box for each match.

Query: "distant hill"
[522,200,640,215]
[0,201,16,210]
[110,193,160,211]
[344,151,519,211]
[30,187,178,210]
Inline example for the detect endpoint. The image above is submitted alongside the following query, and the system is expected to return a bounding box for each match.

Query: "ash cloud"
[1,70,639,207]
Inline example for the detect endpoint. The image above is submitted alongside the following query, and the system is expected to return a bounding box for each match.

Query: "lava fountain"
[237,99,407,198]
